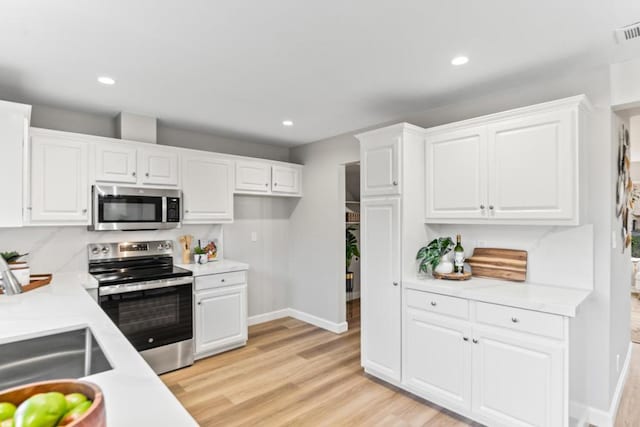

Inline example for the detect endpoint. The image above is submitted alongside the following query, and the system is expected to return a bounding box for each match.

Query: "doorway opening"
[628,113,640,344]
[345,162,361,325]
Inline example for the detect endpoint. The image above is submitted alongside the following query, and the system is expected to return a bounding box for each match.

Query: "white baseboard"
[288,308,349,334]
[248,307,348,334]
[248,309,290,326]
[347,291,360,301]
[571,342,633,427]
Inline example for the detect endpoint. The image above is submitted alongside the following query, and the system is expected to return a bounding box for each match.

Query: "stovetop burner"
[88,240,192,286]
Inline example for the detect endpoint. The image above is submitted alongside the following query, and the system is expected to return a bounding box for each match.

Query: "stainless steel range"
[88,240,194,374]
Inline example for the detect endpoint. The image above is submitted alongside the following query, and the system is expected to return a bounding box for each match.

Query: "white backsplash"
[0,224,222,273]
[426,224,594,290]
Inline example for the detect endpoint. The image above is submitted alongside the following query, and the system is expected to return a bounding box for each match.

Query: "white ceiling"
[1,0,640,146]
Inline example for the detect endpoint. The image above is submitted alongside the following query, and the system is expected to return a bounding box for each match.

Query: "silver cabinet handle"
[392,282,399,287]
[480,204,485,209]
[132,171,136,177]
[392,180,398,186]
[511,317,519,323]
[430,301,437,306]
[472,339,479,344]
[463,337,469,342]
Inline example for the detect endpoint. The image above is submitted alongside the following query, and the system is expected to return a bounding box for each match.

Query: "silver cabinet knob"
[265,183,269,187]
[392,282,399,287]
[463,337,469,342]
[472,339,479,344]
[511,317,519,323]
[480,204,485,209]
[82,208,87,213]
[392,180,398,186]
[145,172,150,177]
[274,182,278,186]
[430,301,437,306]
[197,301,201,305]
[132,171,136,177]
[489,205,494,210]
[221,278,226,282]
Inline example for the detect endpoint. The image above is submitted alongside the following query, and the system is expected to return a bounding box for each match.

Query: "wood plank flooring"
[616,342,640,426]
[631,294,640,344]
[162,300,479,426]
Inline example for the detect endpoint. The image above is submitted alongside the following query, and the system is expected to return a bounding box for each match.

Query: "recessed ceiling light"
[282,120,293,127]
[97,76,116,85]
[451,56,469,66]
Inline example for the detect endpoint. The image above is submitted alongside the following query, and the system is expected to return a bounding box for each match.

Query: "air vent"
[615,22,640,43]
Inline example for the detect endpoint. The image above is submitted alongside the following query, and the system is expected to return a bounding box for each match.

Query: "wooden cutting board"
[466,248,528,282]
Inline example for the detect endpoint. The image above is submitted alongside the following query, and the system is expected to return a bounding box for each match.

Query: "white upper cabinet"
[182,153,233,223]
[359,132,401,197]
[0,101,30,228]
[271,164,301,194]
[487,109,575,221]
[234,160,302,196]
[361,197,402,381]
[424,95,588,225]
[235,160,271,193]
[29,131,90,224]
[94,142,138,184]
[139,147,179,186]
[425,127,487,219]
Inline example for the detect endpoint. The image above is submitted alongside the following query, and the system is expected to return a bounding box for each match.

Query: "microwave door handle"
[162,196,167,223]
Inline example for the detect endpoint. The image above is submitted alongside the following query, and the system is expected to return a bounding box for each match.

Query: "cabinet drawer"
[195,271,246,291]
[405,289,469,320]
[474,302,564,340]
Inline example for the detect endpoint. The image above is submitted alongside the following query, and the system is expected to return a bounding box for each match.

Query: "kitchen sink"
[0,327,113,390]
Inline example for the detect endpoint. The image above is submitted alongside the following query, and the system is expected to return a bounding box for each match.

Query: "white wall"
[288,64,626,415]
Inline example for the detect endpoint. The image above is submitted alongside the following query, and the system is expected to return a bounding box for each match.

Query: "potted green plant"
[416,237,454,275]
[193,246,207,265]
[346,227,360,292]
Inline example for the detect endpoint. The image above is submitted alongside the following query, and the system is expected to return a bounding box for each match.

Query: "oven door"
[98,278,193,352]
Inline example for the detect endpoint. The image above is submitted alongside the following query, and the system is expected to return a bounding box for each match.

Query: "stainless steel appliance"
[88,240,194,374]
[89,185,182,231]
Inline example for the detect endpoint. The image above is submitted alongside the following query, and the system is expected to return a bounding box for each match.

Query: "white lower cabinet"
[404,309,472,412]
[402,288,567,427]
[194,272,248,359]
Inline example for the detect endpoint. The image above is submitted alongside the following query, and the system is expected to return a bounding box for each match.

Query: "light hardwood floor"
[162,300,479,426]
[162,299,639,426]
[631,294,640,344]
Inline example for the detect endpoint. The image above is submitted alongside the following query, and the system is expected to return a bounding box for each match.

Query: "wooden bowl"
[0,380,105,427]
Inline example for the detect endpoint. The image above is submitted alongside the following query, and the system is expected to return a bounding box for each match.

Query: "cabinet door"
[0,102,28,227]
[139,148,179,186]
[425,127,487,220]
[487,109,575,221]
[271,165,301,195]
[361,197,401,381]
[235,160,271,193]
[472,326,564,427]
[94,143,137,183]
[195,284,247,356]
[361,135,400,197]
[182,154,233,223]
[404,309,472,411]
[30,134,89,224]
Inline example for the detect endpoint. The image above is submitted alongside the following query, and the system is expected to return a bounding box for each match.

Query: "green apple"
[14,392,66,427]
[63,394,87,411]
[57,401,92,426]
[0,403,16,421]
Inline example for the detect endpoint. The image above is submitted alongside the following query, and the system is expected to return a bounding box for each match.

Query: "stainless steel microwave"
[89,185,182,231]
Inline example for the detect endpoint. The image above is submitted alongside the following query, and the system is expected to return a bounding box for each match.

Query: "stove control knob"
[101,247,110,254]
[91,247,100,255]
[165,242,172,250]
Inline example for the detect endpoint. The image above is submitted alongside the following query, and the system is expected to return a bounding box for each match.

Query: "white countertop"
[177,259,249,276]
[404,277,591,317]
[0,272,197,427]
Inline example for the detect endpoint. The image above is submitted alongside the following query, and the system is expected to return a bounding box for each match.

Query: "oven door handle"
[99,277,193,296]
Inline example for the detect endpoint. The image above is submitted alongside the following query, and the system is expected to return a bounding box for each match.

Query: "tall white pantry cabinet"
[357,95,589,427]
